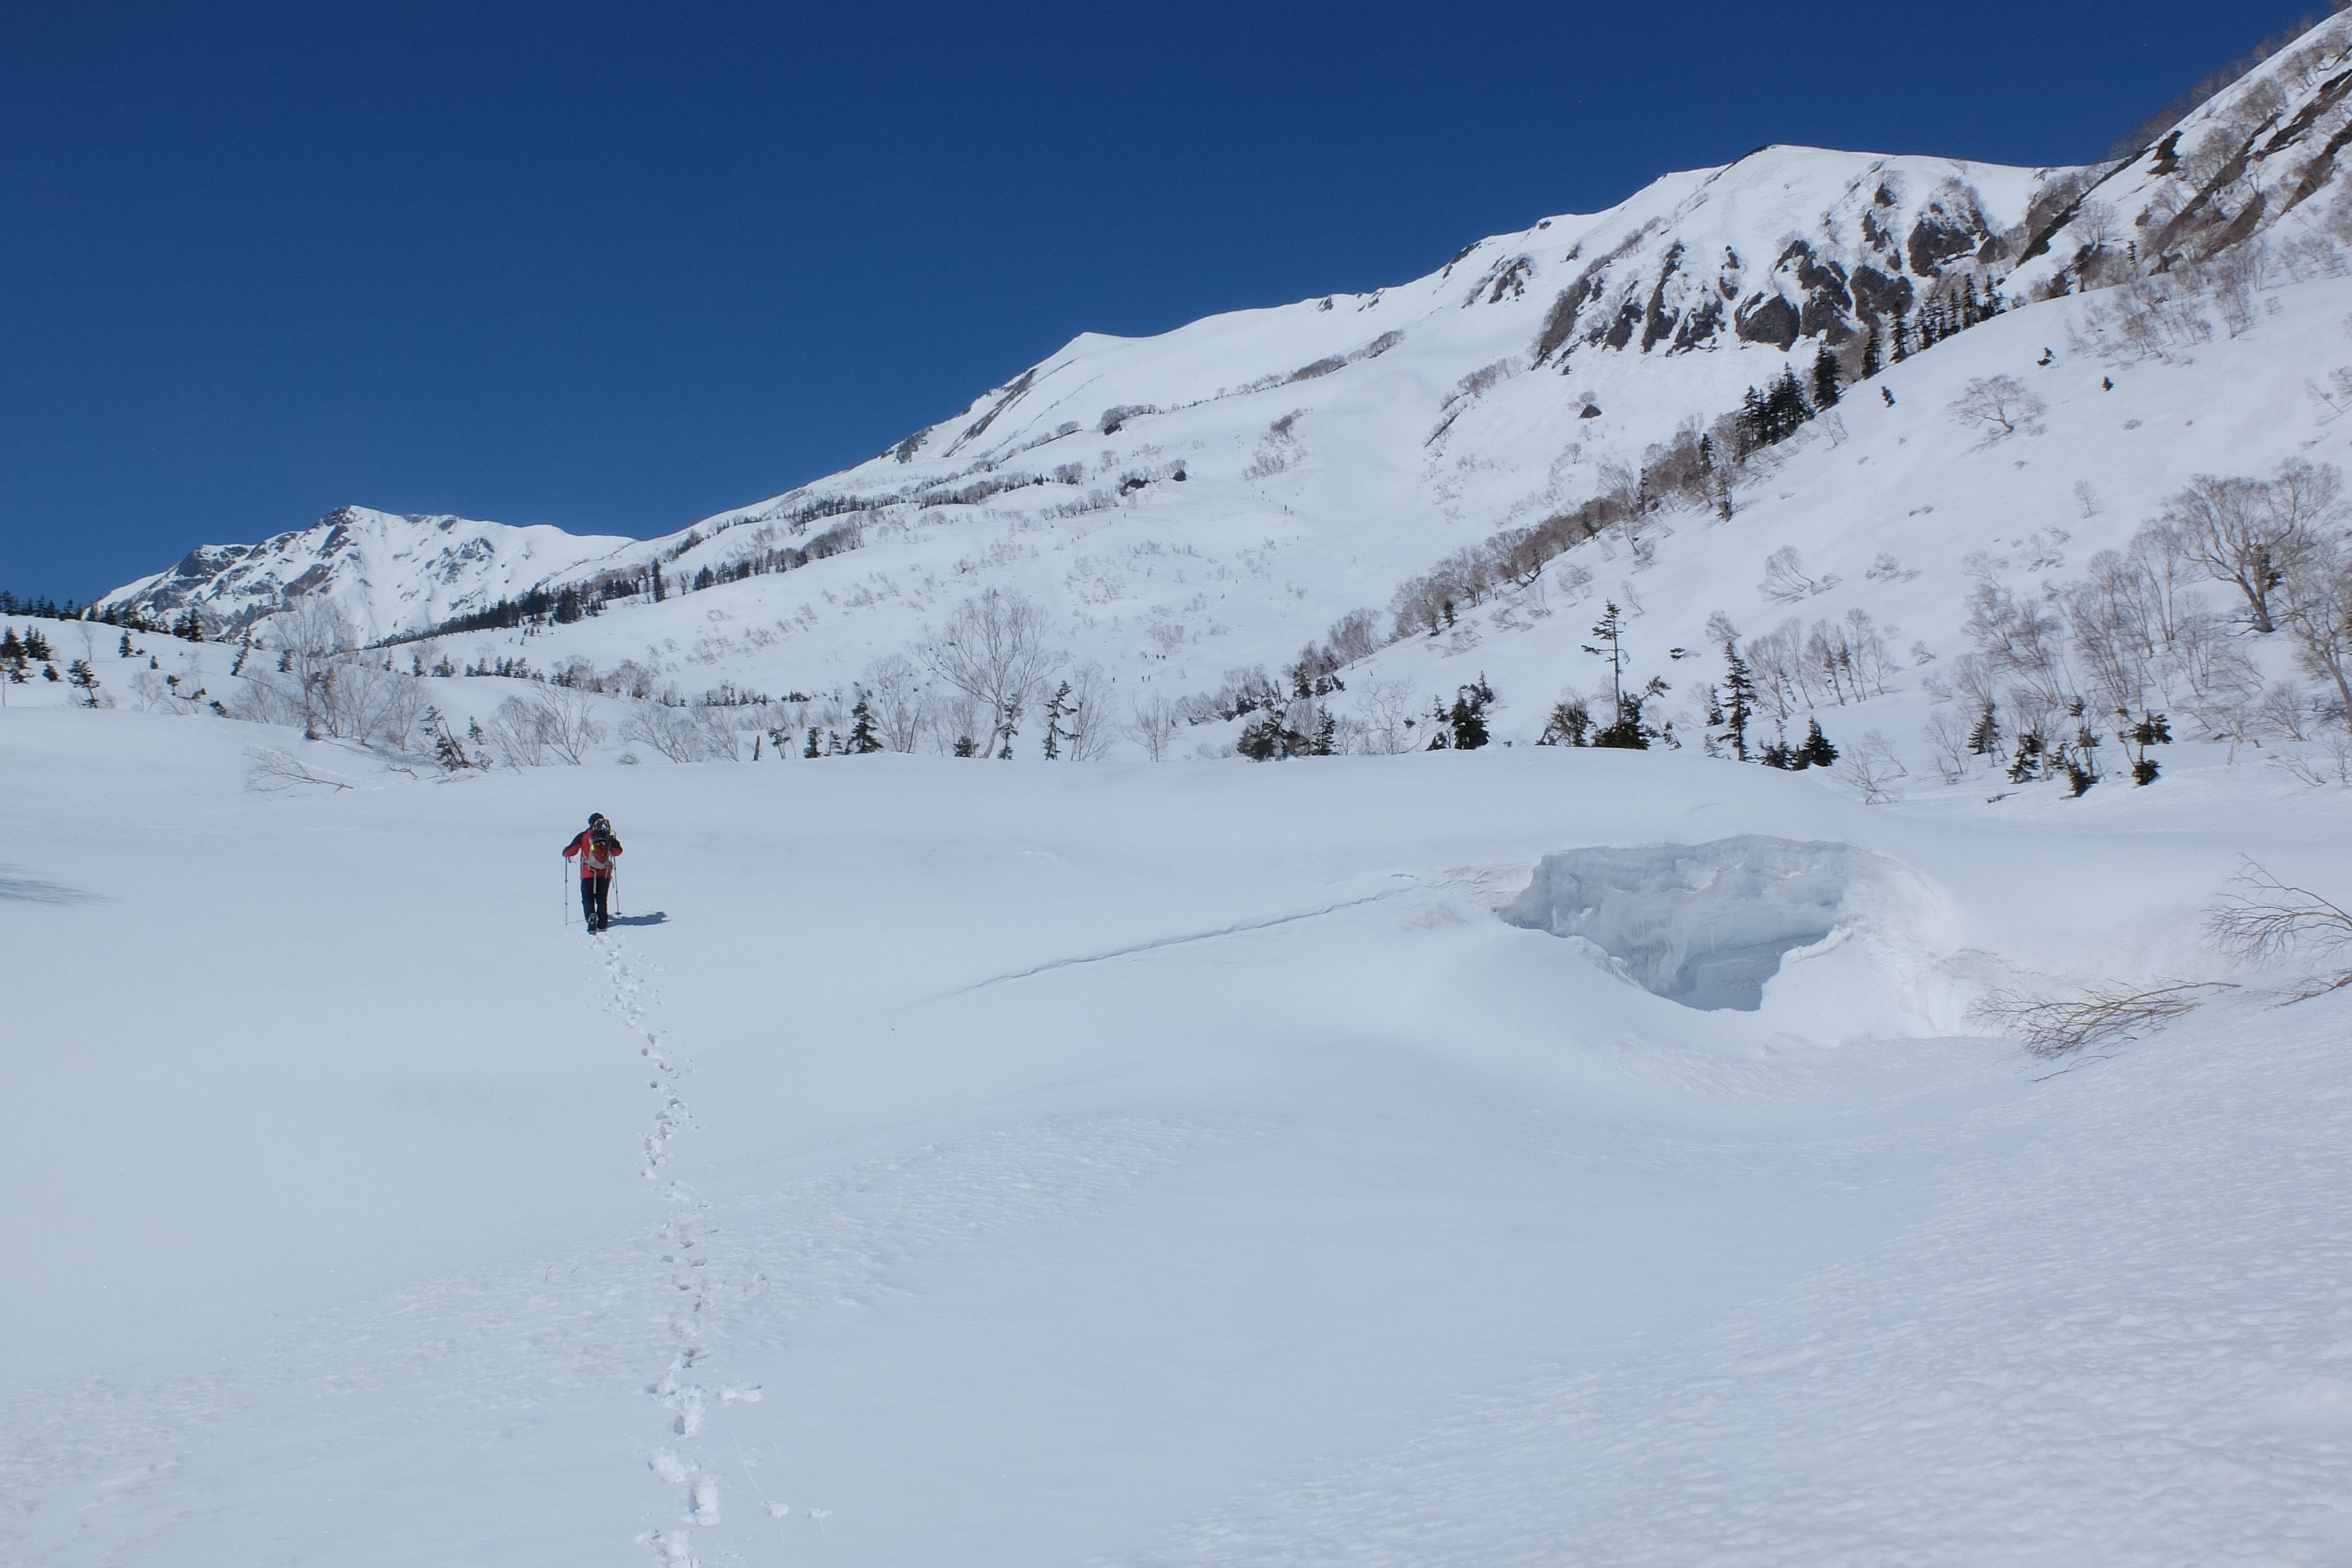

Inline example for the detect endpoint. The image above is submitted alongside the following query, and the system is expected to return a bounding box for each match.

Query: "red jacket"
[563,829,622,879]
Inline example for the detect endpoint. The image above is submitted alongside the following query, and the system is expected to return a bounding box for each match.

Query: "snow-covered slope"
[47,16,2352,787]
[2017,13,2352,296]
[95,144,2076,650]
[92,13,2352,758]
[5,708,2350,1565]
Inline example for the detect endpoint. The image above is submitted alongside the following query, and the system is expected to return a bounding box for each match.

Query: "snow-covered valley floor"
[4,708,2349,1566]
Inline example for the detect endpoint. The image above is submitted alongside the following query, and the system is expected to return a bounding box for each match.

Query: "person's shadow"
[607,911,668,928]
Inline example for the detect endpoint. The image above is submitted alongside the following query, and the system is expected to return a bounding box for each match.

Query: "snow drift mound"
[1501,837,1939,1018]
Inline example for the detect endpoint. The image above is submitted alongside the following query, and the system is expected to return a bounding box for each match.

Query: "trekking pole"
[561,856,571,928]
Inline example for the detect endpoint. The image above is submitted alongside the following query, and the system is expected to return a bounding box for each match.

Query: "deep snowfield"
[5,706,2350,1566]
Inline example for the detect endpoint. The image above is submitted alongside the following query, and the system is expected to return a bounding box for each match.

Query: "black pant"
[581,875,611,929]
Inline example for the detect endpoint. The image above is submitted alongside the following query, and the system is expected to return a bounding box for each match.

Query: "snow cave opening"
[1500,837,1880,1011]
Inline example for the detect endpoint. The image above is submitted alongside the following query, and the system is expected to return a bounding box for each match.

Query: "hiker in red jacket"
[563,813,623,932]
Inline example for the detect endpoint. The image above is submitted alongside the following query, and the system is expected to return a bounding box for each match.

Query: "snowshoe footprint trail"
[596,936,736,1566]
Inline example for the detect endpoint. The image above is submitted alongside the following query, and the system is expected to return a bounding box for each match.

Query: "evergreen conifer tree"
[424,707,473,770]
[1040,681,1072,759]
[1537,699,1592,746]
[804,726,821,758]
[1966,702,2001,757]
[1799,718,1838,769]
[1773,368,1811,440]
[1860,317,1884,380]
[2127,711,2171,786]
[1445,677,1495,749]
[1583,603,1628,717]
[1591,690,1652,750]
[66,658,100,706]
[1310,711,1336,755]
[1737,386,1771,452]
[1810,349,1842,411]
[848,695,884,754]
[1713,640,1756,760]
[1232,710,1308,761]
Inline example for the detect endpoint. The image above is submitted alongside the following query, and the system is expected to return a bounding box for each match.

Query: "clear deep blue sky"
[0,1,2325,598]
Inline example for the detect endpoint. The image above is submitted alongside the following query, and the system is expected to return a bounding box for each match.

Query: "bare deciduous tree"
[272,595,357,739]
[1948,376,2046,440]
[1758,547,1835,605]
[2270,729,2352,787]
[487,684,607,766]
[2205,242,2271,337]
[916,588,1064,758]
[2279,517,2352,731]
[1970,981,2233,1056]
[1838,730,1909,804]
[1354,678,1421,755]
[1921,707,1973,782]
[2155,461,2341,633]
[859,654,931,752]
[2207,860,2352,1003]
[621,700,736,763]
[1058,662,1116,761]
[1123,693,1182,761]
[243,745,355,792]
[1323,607,1383,665]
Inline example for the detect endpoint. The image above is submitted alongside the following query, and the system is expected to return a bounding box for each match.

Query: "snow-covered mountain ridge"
[72,12,2352,776]
[99,139,2063,644]
[103,504,636,645]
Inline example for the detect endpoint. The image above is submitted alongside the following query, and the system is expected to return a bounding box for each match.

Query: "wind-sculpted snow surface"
[4,707,2348,1564]
[1109,993,2352,1568]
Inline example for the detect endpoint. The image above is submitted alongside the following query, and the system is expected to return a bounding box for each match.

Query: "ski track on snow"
[954,887,1409,993]
[0,931,1228,1568]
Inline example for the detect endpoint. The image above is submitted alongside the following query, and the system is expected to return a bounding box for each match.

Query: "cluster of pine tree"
[1702,639,1838,769]
[1422,677,1495,751]
[1,625,61,685]
[1238,706,1338,759]
[1737,365,1828,450]
[1535,604,1674,750]
[1968,699,2169,796]
[1757,720,1840,770]
[422,706,485,770]
[1893,277,2004,362]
